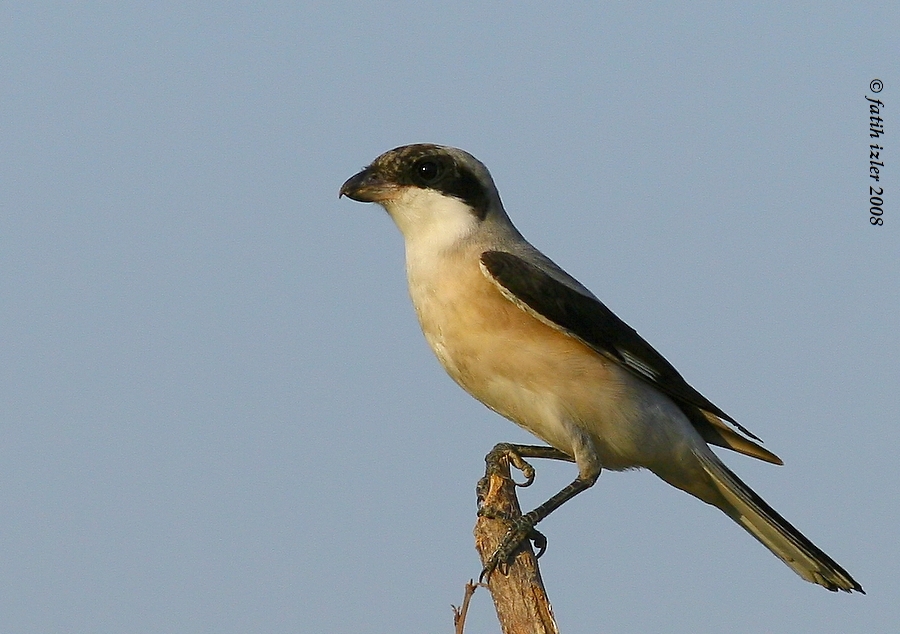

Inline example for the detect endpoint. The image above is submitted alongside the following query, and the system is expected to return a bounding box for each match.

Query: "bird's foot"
[478,511,546,582]
[484,443,537,487]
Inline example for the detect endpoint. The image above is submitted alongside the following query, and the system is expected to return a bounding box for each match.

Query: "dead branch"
[472,451,560,634]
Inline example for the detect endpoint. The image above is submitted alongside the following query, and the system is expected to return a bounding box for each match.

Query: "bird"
[339,143,863,593]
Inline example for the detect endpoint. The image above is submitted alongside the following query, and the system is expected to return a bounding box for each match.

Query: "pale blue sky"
[1,2,898,632]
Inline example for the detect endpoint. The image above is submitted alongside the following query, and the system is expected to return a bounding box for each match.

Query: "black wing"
[480,250,765,443]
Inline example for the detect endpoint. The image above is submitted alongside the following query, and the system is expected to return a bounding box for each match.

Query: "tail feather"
[693,449,863,593]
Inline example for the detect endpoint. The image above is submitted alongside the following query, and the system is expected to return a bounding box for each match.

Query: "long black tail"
[693,449,863,593]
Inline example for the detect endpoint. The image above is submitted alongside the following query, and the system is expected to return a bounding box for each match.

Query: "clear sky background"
[1,3,898,633]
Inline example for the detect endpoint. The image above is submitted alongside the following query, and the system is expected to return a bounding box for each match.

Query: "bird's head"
[340,144,507,247]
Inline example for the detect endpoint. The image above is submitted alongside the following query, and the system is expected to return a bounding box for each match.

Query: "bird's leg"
[477,443,597,581]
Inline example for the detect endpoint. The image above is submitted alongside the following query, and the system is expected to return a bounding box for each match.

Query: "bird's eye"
[414,159,442,184]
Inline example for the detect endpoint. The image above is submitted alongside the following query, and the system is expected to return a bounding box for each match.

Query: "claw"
[487,443,537,487]
[503,449,536,487]
[477,507,511,521]
[479,514,539,582]
[475,475,490,508]
[530,528,547,558]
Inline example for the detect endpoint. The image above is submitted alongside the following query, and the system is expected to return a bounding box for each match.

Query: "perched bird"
[340,143,862,593]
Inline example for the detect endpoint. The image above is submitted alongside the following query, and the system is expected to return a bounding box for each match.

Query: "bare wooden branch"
[473,452,560,634]
[452,579,480,634]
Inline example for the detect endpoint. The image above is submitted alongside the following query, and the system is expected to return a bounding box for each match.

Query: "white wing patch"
[620,350,659,381]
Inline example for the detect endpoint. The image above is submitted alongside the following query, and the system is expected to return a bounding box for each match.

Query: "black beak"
[339,166,394,202]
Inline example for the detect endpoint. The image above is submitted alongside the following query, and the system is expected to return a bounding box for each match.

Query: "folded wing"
[479,250,782,465]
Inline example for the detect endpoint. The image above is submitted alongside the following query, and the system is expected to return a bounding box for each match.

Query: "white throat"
[381,188,481,256]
